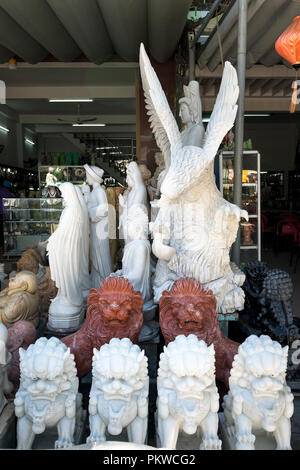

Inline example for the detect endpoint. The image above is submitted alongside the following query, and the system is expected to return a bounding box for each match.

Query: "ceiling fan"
[57,103,98,125]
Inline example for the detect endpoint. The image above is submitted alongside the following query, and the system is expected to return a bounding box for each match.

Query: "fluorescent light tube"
[25,138,35,145]
[0,125,9,132]
[72,123,106,127]
[49,99,94,102]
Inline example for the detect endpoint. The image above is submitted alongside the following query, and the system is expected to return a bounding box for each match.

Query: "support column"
[232,0,248,266]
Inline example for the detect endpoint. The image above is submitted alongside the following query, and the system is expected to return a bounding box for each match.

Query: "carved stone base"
[32,410,87,450]
[47,306,85,333]
[0,401,16,449]
[219,412,277,450]
[66,441,156,450]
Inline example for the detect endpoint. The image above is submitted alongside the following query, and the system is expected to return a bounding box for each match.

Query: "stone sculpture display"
[178,80,205,147]
[242,262,298,345]
[16,247,43,275]
[119,161,148,242]
[157,334,221,450]
[74,184,91,299]
[47,182,87,332]
[62,277,143,377]
[221,335,294,450]
[6,320,36,394]
[87,338,149,445]
[38,267,58,318]
[0,271,39,329]
[84,164,113,289]
[149,152,166,199]
[15,336,82,449]
[111,206,154,321]
[160,278,239,389]
[139,43,248,313]
[0,323,13,414]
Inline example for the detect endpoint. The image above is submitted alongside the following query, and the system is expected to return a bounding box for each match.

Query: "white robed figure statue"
[84,164,113,289]
[119,161,148,242]
[47,182,86,331]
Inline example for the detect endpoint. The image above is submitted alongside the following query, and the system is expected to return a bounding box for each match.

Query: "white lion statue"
[87,338,149,445]
[157,334,221,450]
[14,336,82,449]
[222,335,294,450]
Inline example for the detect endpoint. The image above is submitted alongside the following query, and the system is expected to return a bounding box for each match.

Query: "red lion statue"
[62,277,144,377]
[160,278,239,390]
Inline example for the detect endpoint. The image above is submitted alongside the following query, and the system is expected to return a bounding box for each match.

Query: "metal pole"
[188,31,195,82]
[232,0,248,267]
[191,0,222,47]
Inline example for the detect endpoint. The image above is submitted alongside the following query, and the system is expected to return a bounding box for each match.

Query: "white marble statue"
[47,182,86,331]
[84,164,113,289]
[74,185,91,299]
[14,336,82,449]
[179,80,205,147]
[149,152,166,199]
[87,338,149,445]
[45,168,58,187]
[221,335,294,450]
[157,334,222,450]
[112,206,154,321]
[0,323,13,414]
[140,43,248,313]
[119,161,148,242]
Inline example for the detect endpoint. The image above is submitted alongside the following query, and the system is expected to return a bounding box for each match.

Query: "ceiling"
[0,0,193,64]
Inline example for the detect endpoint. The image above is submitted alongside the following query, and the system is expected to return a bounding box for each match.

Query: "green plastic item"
[66,152,73,165]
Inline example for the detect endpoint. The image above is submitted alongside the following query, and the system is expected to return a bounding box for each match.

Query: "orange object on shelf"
[275,16,300,113]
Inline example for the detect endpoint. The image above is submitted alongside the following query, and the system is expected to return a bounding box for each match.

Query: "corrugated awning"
[0,0,193,64]
[197,0,300,71]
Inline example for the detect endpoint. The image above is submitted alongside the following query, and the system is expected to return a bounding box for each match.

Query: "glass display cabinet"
[3,198,63,257]
[219,151,261,264]
[38,166,86,189]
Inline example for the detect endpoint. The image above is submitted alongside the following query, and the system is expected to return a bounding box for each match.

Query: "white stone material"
[84,164,113,289]
[139,43,248,313]
[0,323,13,415]
[222,335,294,450]
[47,182,87,331]
[111,205,155,321]
[157,334,222,450]
[179,80,205,148]
[15,336,82,449]
[45,169,58,187]
[87,338,149,445]
[119,161,148,242]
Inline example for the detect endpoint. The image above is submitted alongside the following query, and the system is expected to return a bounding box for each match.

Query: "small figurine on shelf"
[241,221,255,246]
[45,168,58,187]
[43,167,61,198]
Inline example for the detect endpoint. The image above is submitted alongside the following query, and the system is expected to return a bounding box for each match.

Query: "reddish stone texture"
[159,278,239,390]
[6,320,37,394]
[38,267,58,317]
[61,277,144,377]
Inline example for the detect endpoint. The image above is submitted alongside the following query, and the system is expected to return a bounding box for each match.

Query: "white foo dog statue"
[87,338,149,445]
[221,335,294,450]
[157,334,222,450]
[14,336,82,449]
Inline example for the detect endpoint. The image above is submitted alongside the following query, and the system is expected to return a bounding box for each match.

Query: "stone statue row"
[0,323,293,450]
[44,43,251,335]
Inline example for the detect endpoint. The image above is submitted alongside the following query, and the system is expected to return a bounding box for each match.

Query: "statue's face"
[179,103,192,125]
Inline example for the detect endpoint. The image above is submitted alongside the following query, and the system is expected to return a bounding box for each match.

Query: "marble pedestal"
[0,401,16,449]
[47,306,85,335]
[32,410,87,450]
[218,412,277,450]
